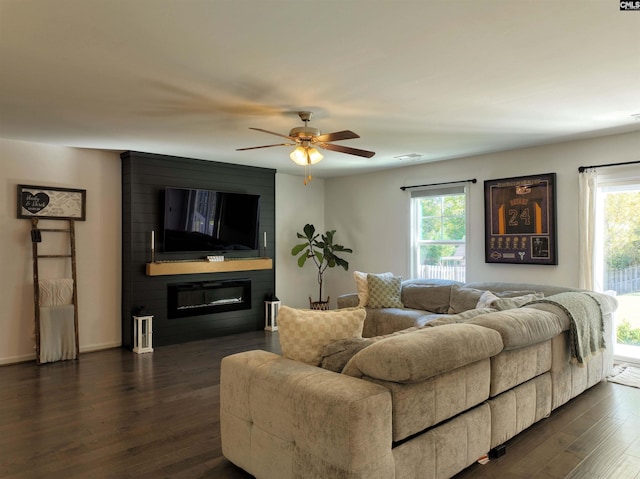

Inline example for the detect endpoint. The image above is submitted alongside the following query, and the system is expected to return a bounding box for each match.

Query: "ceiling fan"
[236,111,375,183]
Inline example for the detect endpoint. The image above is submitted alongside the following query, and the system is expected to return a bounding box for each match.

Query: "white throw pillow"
[476,290,500,309]
[277,305,366,366]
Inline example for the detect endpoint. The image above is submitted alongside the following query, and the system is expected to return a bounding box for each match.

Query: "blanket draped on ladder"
[38,278,77,363]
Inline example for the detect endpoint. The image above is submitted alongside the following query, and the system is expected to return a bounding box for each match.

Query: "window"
[410,186,467,281]
[595,176,640,364]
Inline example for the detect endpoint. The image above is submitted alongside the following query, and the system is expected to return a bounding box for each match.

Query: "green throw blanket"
[529,292,605,365]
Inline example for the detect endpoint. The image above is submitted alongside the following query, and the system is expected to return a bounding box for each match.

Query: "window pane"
[419,244,457,265]
[417,194,466,241]
[420,197,441,216]
[443,195,465,216]
[421,217,442,240]
[443,216,466,241]
[416,244,466,282]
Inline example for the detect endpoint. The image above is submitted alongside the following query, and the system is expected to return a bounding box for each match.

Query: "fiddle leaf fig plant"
[291,223,353,304]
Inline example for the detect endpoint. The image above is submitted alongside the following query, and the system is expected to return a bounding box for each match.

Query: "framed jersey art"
[484,173,557,265]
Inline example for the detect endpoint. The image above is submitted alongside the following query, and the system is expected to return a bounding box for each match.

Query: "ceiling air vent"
[394,153,423,161]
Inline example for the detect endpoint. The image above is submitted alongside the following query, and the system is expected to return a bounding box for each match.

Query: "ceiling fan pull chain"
[304,149,312,185]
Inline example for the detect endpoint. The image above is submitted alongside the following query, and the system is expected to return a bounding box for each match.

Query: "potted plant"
[291,224,353,310]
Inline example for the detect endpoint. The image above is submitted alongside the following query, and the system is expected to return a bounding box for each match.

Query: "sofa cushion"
[468,308,562,350]
[393,403,491,479]
[342,323,503,383]
[375,360,492,443]
[489,341,552,396]
[277,306,366,366]
[353,271,392,307]
[401,281,455,313]
[488,374,552,449]
[367,274,404,308]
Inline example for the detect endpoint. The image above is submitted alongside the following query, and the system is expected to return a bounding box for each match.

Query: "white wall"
[275,173,325,308]
[0,139,122,364]
[2,130,638,362]
[324,131,640,302]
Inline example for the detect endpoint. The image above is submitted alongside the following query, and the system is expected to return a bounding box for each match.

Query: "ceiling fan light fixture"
[290,146,323,165]
[237,110,373,184]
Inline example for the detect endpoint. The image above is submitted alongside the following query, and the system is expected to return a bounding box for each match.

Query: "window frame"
[409,185,469,281]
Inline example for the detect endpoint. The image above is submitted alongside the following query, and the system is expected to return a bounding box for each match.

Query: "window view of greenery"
[603,189,640,347]
[414,193,466,281]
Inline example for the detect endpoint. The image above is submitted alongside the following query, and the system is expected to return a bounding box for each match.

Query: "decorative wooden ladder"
[31,218,79,364]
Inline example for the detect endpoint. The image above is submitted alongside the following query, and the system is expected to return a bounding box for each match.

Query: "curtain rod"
[578,159,640,173]
[400,178,477,191]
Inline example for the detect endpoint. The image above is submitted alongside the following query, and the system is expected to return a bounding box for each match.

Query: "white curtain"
[578,169,597,290]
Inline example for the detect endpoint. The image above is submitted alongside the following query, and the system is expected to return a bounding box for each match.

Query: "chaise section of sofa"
[220,349,395,479]
[221,323,508,479]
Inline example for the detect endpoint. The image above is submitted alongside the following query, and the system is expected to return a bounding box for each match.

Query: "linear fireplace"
[167,279,251,319]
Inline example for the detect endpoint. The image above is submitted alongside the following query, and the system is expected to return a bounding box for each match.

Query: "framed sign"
[17,184,86,221]
[484,173,557,265]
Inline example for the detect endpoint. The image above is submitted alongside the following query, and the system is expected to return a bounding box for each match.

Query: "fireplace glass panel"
[168,279,251,319]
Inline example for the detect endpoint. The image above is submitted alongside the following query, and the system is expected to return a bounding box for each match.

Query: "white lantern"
[264,299,281,331]
[133,314,154,353]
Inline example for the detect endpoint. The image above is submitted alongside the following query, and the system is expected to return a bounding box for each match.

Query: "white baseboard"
[80,341,122,353]
[0,352,36,365]
[0,341,123,366]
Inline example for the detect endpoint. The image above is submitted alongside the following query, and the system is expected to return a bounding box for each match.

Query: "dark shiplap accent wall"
[121,151,276,349]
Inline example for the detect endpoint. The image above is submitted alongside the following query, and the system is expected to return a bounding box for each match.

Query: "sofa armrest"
[337,293,359,308]
[220,350,395,479]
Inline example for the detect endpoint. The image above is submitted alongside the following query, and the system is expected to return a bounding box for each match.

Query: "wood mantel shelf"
[146,258,272,276]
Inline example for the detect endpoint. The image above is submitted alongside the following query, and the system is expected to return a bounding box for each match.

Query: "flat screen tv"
[163,187,260,253]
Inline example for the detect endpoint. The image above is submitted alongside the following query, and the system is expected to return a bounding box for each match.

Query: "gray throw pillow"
[448,285,487,314]
[320,338,374,372]
[401,283,452,313]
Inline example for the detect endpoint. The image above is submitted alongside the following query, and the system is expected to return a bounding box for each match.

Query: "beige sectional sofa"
[220,280,617,479]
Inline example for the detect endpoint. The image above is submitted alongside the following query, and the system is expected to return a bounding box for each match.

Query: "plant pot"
[309,297,330,311]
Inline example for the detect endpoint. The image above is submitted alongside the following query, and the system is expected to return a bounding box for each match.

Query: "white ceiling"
[1,0,639,178]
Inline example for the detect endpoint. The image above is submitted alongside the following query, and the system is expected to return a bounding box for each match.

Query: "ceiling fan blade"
[249,127,294,141]
[236,143,296,151]
[319,143,376,158]
[314,130,360,143]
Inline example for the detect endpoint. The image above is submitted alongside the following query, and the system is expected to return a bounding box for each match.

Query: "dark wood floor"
[1,331,639,479]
